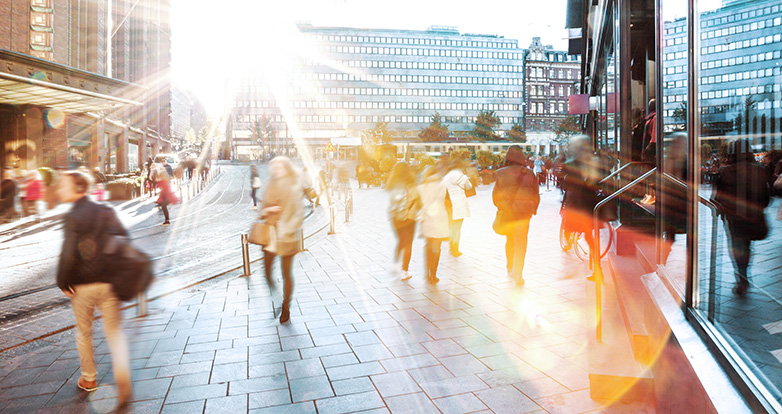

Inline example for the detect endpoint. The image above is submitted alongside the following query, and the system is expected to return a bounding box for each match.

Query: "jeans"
[263,251,295,309]
[505,219,531,281]
[728,232,751,285]
[71,283,130,387]
[160,202,170,222]
[251,188,258,206]
[393,220,415,272]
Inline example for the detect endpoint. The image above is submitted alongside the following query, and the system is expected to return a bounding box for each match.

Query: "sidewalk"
[0,183,655,413]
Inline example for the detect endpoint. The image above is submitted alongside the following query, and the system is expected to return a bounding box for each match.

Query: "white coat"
[443,169,472,220]
[417,176,449,239]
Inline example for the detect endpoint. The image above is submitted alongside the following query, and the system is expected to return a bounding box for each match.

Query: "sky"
[170,0,570,117]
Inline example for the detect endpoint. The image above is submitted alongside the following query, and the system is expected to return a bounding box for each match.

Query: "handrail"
[662,172,720,320]
[592,168,657,342]
[598,161,655,185]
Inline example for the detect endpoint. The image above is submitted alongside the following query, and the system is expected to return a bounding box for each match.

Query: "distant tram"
[391,141,539,159]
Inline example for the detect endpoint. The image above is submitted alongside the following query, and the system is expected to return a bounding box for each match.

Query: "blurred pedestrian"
[315,169,331,206]
[387,162,422,281]
[21,169,43,217]
[337,163,349,200]
[713,138,771,296]
[55,170,131,406]
[417,166,448,284]
[250,164,261,210]
[1,168,17,222]
[493,145,540,285]
[92,167,106,184]
[156,166,178,226]
[442,158,472,257]
[533,156,545,185]
[560,135,602,252]
[260,157,304,323]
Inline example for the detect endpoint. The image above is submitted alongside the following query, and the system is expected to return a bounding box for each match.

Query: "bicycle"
[559,213,615,261]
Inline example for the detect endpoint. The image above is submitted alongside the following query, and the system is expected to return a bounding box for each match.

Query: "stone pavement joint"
[0,183,657,413]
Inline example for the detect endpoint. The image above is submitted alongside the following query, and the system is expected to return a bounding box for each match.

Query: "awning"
[0,49,143,113]
[0,71,141,113]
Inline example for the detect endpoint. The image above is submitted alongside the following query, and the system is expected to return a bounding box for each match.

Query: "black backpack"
[99,206,154,302]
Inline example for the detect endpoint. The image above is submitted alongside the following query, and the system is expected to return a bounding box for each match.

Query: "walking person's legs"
[95,283,131,404]
[505,233,515,275]
[71,285,99,387]
[160,202,170,224]
[263,250,276,288]
[280,255,295,323]
[251,188,257,208]
[729,231,751,294]
[399,222,415,273]
[450,219,463,256]
[425,238,442,283]
[510,219,531,285]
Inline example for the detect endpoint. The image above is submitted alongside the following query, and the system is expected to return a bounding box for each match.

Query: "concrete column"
[118,127,129,173]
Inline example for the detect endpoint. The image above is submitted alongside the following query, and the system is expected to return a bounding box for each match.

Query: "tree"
[184,128,197,145]
[419,112,450,142]
[363,121,393,145]
[553,115,580,146]
[505,122,526,142]
[476,150,499,169]
[671,102,687,131]
[470,110,501,141]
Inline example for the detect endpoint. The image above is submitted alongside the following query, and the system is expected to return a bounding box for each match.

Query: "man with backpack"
[492,145,540,286]
[56,170,132,407]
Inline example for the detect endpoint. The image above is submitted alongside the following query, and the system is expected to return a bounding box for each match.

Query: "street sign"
[325,142,335,152]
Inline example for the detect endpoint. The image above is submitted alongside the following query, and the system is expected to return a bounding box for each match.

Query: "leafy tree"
[553,115,581,145]
[419,112,450,142]
[476,150,499,169]
[184,128,198,145]
[450,148,471,161]
[363,121,393,145]
[505,122,526,142]
[414,153,436,169]
[671,102,687,131]
[470,110,501,141]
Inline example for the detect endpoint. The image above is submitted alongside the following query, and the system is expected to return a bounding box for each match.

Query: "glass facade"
[579,0,782,410]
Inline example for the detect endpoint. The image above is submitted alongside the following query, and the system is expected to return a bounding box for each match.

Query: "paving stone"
[352,343,395,363]
[370,371,422,397]
[290,375,334,402]
[433,393,489,414]
[315,390,385,414]
[385,391,440,414]
[128,377,172,402]
[331,376,375,396]
[165,382,227,404]
[475,385,541,414]
[249,388,292,409]
[299,343,352,359]
[326,361,386,381]
[417,374,490,399]
[285,358,326,379]
[228,375,288,395]
[249,400,316,414]
[205,394,248,414]
[210,361,248,383]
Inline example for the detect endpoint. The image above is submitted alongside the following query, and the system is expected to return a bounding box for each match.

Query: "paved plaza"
[0,182,655,413]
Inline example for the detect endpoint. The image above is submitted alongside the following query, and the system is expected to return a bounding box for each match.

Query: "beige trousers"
[71,282,130,385]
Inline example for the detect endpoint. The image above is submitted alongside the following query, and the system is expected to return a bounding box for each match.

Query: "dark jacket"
[1,178,15,210]
[57,197,127,290]
[493,146,540,220]
[714,155,770,240]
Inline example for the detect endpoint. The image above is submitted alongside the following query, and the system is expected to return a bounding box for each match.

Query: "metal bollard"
[345,202,350,222]
[329,204,336,234]
[241,234,251,276]
[297,228,304,252]
[349,189,353,214]
[137,293,147,317]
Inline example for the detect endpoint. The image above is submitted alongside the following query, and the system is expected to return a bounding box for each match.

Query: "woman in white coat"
[442,159,473,257]
[418,167,449,284]
[260,157,304,323]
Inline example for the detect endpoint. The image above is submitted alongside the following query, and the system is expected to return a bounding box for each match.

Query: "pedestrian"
[442,158,473,257]
[92,166,106,185]
[260,156,304,323]
[315,169,331,206]
[417,166,448,284]
[560,135,602,257]
[55,170,131,406]
[713,138,771,296]
[533,156,545,185]
[250,164,261,210]
[21,169,43,217]
[493,145,540,285]
[337,163,349,200]
[156,166,178,226]
[386,162,422,281]
[1,168,17,222]
[147,162,159,196]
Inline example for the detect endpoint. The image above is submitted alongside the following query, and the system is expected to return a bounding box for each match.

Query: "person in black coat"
[493,145,540,285]
[56,170,132,405]
[1,168,17,222]
[713,139,770,296]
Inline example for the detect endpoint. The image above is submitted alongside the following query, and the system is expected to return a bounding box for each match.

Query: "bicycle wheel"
[573,222,614,261]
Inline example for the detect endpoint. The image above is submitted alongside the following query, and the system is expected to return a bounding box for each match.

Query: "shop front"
[570,0,782,411]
